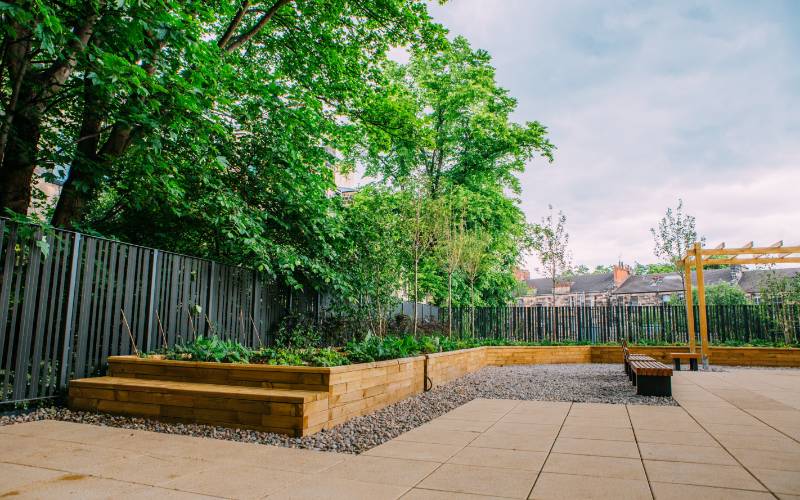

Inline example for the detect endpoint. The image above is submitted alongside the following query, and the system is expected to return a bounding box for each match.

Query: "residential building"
[519,264,630,306]
[517,264,800,306]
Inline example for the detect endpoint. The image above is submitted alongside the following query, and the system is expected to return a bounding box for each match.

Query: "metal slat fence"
[446,304,800,344]
[0,219,315,405]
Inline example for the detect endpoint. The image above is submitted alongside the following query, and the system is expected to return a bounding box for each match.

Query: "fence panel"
[448,304,799,345]
[0,219,303,405]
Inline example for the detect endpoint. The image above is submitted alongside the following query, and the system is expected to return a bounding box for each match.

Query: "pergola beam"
[693,257,800,266]
[698,245,799,256]
[679,240,798,369]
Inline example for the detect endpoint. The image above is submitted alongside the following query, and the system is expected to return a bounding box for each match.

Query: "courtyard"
[2,367,799,499]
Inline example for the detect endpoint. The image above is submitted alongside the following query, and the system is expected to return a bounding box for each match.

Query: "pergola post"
[680,239,800,370]
[694,242,710,369]
[683,262,696,353]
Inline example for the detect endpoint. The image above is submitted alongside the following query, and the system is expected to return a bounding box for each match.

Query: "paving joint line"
[701,384,800,447]
[526,400,572,499]
[675,378,780,499]
[626,403,655,500]
[407,399,523,492]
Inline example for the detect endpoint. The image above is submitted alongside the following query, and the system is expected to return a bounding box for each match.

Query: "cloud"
[428,0,800,271]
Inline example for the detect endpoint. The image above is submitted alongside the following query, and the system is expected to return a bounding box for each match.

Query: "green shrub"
[161,336,252,363]
[274,314,322,349]
[250,347,349,367]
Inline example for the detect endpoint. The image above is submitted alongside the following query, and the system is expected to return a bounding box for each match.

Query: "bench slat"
[630,359,673,377]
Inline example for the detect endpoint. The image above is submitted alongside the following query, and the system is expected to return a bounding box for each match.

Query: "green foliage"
[759,271,800,304]
[633,262,677,275]
[668,282,750,306]
[650,199,703,275]
[145,332,800,367]
[162,336,251,363]
[274,314,322,349]
[703,282,750,305]
[252,347,349,367]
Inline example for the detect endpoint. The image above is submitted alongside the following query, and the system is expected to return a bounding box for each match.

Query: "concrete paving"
[1,367,799,499]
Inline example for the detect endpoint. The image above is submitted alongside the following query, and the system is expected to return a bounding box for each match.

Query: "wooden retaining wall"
[326,356,425,428]
[488,346,592,366]
[426,348,487,389]
[70,346,800,436]
[590,346,800,367]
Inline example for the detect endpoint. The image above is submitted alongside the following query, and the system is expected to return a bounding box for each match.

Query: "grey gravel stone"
[0,363,675,454]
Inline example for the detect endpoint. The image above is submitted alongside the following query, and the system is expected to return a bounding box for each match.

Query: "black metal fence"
[0,219,319,405]
[447,304,800,344]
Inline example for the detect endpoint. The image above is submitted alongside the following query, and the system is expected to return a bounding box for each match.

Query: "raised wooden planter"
[70,355,424,436]
[68,345,800,436]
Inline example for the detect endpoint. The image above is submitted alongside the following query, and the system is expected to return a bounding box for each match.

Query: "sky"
[420,0,800,275]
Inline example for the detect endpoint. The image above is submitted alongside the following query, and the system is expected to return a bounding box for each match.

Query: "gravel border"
[1,363,676,454]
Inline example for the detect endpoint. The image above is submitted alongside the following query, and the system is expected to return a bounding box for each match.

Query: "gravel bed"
[1,363,675,454]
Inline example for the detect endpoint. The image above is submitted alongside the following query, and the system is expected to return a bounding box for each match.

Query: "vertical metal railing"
[0,218,310,405]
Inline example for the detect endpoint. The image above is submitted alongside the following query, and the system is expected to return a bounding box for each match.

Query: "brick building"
[519,265,800,306]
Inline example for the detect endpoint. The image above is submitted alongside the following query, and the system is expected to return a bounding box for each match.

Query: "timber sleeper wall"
[69,346,800,436]
[70,355,426,436]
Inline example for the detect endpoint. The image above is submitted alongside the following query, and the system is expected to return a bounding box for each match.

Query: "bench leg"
[673,358,681,371]
[635,375,671,397]
[689,358,698,371]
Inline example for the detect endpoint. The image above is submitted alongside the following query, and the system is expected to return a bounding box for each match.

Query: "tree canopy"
[1,2,555,331]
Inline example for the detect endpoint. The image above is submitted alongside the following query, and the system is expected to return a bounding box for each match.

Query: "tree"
[437,200,467,337]
[461,229,491,337]
[534,205,571,340]
[534,206,571,301]
[1,0,445,292]
[669,282,749,306]
[0,0,442,226]
[705,282,749,305]
[633,262,677,275]
[650,199,703,291]
[566,265,590,276]
[400,185,444,335]
[335,187,405,336]
[759,271,800,344]
[354,36,554,311]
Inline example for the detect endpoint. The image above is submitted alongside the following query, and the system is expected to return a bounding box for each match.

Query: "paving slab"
[1,366,799,499]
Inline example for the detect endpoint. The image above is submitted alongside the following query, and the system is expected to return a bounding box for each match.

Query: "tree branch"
[217,0,251,49]
[223,0,292,54]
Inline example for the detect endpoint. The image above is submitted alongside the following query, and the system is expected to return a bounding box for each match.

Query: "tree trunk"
[551,277,557,342]
[0,10,99,215]
[0,24,32,167]
[470,279,475,338]
[0,82,41,214]
[413,258,418,336]
[52,78,104,227]
[448,270,452,338]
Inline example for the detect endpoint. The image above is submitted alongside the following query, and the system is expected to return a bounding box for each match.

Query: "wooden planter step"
[69,376,329,437]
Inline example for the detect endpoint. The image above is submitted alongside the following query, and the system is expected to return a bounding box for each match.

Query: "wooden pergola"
[681,241,800,368]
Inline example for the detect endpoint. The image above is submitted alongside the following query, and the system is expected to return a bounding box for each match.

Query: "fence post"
[145,250,159,351]
[59,233,82,391]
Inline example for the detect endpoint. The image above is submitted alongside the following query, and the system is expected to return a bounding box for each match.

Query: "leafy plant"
[162,336,252,363]
[274,314,322,349]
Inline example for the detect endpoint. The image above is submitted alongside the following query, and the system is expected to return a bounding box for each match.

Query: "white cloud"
[428,0,800,272]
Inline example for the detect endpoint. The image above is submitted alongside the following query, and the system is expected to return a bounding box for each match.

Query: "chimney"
[513,267,531,281]
[613,262,630,288]
[729,264,743,283]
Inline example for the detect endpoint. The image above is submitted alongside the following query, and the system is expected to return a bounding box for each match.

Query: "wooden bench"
[671,352,701,371]
[630,360,673,396]
[625,351,654,382]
